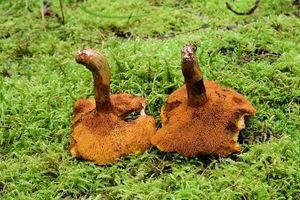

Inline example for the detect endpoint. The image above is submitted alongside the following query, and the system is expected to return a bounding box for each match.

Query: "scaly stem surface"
[181,44,208,106]
[75,49,112,113]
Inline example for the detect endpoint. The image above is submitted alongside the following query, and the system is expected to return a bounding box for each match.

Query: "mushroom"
[70,48,156,165]
[151,44,256,157]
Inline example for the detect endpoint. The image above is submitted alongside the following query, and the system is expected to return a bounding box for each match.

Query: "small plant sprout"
[151,44,256,157]
[70,49,156,165]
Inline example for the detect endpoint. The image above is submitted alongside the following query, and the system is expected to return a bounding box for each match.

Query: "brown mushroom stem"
[181,44,208,106]
[75,49,112,113]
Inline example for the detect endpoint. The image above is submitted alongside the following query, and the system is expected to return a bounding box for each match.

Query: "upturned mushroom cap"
[70,49,156,165]
[151,44,256,157]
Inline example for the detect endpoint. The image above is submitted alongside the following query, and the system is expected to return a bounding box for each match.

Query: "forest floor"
[0,0,300,199]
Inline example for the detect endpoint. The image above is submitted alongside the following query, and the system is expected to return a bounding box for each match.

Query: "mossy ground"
[0,0,299,199]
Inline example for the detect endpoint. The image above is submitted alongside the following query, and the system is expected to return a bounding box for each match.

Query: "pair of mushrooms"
[70,45,256,165]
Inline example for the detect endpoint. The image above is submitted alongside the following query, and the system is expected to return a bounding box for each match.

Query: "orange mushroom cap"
[70,49,156,165]
[151,44,256,157]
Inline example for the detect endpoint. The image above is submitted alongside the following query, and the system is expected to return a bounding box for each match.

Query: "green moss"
[0,0,300,199]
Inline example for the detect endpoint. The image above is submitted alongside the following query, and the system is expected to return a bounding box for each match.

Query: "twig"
[25,0,29,12]
[80,37,102,44]
[158,8,223,39]
[40,0,46,31]
[59,0,65,25]
[177,27,202,35]
[287,100,293,119]
[226,0,260,15]
[0,125,10,129]
[0,3,16,16]
[160,177,165,200]
[80,6,149,19]
[58,64,67,77]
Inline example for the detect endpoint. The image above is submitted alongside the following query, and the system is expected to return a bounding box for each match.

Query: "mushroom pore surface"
[70,49,156,165]
[151,44,256,157]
